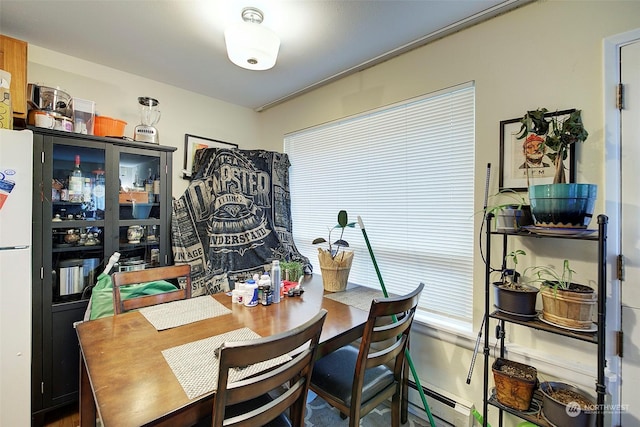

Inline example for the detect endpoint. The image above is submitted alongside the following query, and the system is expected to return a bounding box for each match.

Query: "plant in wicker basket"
[312,210,356,292]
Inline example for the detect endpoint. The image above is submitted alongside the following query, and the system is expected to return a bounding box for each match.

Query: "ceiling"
[1,0,530,111]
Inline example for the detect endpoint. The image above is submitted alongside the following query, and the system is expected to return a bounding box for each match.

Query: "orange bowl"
[94,116,127,137]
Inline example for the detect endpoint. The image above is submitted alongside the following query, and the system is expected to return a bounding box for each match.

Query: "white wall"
[27,45,261,197]
[258,1,640,425]
[18,1,640,425]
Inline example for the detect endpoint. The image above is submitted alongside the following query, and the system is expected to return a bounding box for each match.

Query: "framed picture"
[499,110,576,191]
[182,134,238,179]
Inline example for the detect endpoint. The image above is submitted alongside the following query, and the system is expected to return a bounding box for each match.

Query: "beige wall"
[18,0,640,424]
[27,46,261,197]
[257,1,640,424]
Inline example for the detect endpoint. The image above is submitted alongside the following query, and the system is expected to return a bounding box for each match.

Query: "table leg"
[79,349,96,427]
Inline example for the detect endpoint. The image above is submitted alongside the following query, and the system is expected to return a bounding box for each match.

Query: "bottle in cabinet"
[68,154,83,202]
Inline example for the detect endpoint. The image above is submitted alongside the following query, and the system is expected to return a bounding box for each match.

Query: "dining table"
[76,274,377,427]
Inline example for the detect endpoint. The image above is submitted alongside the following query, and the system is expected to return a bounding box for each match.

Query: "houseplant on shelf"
[540,381,596,427]
[517,108,597,228]
[492,357,538,411]
[524,259,596,330]
[312,210,356,292]
[493,249,539,318]
[485,190,533,232]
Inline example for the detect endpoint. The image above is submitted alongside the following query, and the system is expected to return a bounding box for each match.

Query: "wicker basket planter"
[492,358,537,411]
[541,283,596,330]
[318,249,353,292]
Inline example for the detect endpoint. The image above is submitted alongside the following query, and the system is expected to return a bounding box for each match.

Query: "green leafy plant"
[499,249,528,288]
[517,108,588,184]
[280,260,304,282]
[523,259,575,290]
[484,189,528,217]
[312,210,357,260]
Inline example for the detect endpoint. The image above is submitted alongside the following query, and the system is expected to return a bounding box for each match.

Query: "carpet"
[304,393,430,427]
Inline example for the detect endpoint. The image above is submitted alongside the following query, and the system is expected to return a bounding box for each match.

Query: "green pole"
[357,216,437,427]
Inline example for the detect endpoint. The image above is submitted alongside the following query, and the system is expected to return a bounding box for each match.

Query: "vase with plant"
[485,189,532,232]
[523,259,596,330]
[517,108,597,228]
[279,260,304,283]
[312,210,357,292]
[493,249,539,318]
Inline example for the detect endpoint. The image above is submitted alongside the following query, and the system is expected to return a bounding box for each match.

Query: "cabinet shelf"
[482,214,607,427]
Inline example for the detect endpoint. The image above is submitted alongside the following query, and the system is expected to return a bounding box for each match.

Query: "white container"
[71,97,95,135]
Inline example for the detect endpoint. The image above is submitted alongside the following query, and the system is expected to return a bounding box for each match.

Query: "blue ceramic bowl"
[529,184,597,228]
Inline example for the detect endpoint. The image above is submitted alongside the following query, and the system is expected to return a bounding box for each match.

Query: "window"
[284,82,475,332]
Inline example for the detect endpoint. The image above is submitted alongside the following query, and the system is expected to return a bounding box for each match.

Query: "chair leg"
[391,392,401,427]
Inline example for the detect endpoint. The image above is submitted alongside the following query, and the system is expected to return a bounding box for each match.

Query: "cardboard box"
[119,192,149,203]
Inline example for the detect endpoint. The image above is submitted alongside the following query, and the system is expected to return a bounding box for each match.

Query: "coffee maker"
[133,97,161,144]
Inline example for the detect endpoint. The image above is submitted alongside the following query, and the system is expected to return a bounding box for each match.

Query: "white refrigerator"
[0,128,33,426]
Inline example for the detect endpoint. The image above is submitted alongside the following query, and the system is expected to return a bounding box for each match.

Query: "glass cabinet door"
[50,142,106,304]
[117,150,162,271]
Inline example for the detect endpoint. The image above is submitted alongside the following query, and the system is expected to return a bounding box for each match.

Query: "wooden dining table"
[76,274,371,427]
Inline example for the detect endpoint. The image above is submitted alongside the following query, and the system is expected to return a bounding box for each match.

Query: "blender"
[133,97,161,143]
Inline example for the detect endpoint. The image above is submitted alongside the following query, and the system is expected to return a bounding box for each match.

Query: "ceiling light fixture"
[224,7,280,71]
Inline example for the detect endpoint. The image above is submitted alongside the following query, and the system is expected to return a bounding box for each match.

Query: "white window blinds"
[284,82,475,331]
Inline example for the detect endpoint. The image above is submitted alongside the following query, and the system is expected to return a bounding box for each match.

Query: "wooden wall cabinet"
[0,35,28,125]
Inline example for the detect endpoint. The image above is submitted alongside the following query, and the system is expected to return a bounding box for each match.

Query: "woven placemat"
[162,327,290,399]
[323,286,388,312]
[140,295,231,331]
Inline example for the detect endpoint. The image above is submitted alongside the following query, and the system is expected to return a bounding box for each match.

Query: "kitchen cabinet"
[30,127,176,425]
[0,35,28,125]
[482,213,608,427]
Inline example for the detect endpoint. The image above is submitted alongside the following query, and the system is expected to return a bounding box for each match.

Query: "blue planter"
[529,184,597,228]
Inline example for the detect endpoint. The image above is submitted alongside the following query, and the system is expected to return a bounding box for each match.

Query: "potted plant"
[524,259,596,330]
[540,381,596,427]
[280,260,304,283]
[312,210,357,292]
[492,358,538,411]
[517,108,597,228]
[485,190,533,232]
[493,249,539,318]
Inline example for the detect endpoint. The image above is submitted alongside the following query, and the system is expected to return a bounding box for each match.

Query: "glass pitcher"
[138,97,161,126]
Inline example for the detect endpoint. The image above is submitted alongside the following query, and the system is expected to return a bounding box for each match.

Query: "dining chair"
[209,309,327,427]
[111,264,192,314]
[309,283,424,427]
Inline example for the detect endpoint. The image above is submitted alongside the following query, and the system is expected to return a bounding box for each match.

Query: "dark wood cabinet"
[30,128,176,425]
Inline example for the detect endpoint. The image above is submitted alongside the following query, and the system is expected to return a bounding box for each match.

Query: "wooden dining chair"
[309,283,424,427]
[209,309,327,427]
[111,264,192,314]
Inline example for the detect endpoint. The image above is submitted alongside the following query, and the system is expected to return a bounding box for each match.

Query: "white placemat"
[323,286,388,312]
[139,295,231,331]
[162,327,291,399]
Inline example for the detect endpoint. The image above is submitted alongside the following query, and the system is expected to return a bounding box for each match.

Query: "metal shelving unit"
[482,213,608,427]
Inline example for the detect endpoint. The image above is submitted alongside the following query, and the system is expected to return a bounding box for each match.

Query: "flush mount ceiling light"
[224,7,280,71]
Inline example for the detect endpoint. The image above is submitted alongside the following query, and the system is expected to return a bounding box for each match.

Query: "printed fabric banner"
[172,148,310,296]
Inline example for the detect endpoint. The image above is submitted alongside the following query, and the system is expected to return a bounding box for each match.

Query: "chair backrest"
[353,283,424,409]
[212,309,328,427]
[112,264,192,314]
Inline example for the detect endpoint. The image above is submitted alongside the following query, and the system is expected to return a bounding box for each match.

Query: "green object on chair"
[89,272,179,319]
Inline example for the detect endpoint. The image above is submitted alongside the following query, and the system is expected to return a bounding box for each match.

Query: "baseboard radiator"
[407,380,474,427]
